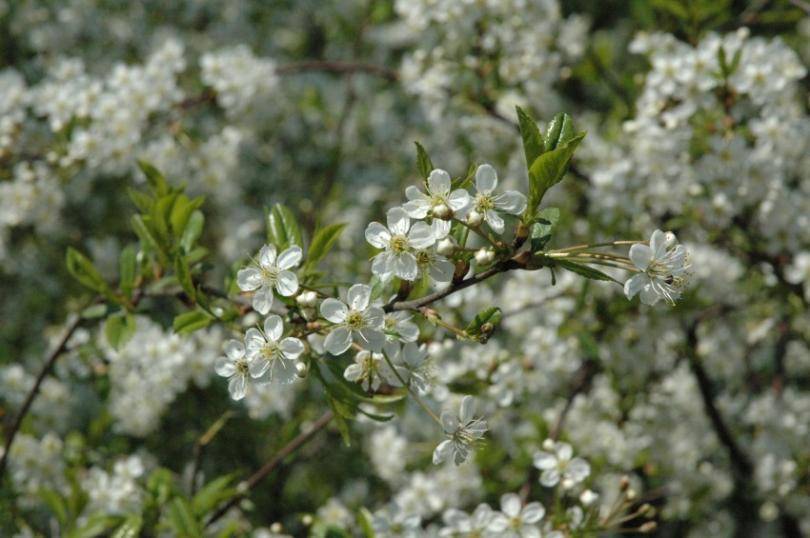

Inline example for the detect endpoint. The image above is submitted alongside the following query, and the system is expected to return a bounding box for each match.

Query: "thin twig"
[0,313,84,477]
[205,410,334,527]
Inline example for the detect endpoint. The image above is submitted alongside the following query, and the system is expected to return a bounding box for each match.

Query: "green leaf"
[170,195,205,240]
[66,248,111,296]
[81,304,108,319]
[69,514,119,538]
[127,188,154,213]
[111,516,142,538]
[104,313,136,350]
[118,245,137,299]
[173,309,214,334]
[357,507,376,538]
[526,132,585,218]
[191,475,237,517]
[39,488,68,525]
[267,203,302,251]
[414,141,434,180]
[544,112,575,151]
[555,259,619,283]
[180,210,205,253]
[530,207,560,252]
[137,160,169,196]
[174,256,196,302]
[516,106,544,167]
[305,223,346,271]
[131,214,164,261]
[465,307,503,342]
[167,498,202,538]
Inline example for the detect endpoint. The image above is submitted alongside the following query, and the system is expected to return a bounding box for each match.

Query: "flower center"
[415,250,431,265]
[390,234,409,253]
[475,193,494,212]
[261,342,279,360]
[346,310,365,330]
[235,359,249,375]
[260,266,278,283]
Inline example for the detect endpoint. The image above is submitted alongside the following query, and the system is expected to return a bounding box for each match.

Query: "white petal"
[324,327,352,355]
[487,514,510,532]
[533,451,556,470]
[224,340,245,360]
[500,493,521,517]
[236,267,262,291]
[432,439,453,465]
[275,270,299,296]
[344,363,363,382]
[568,458,591,481]
[624,273,647,299]
[252,286,274,315]
[431,219,451,240]
[629,244,653,271]
[640,284,661,305]
[387,207,411,236]
[280,337,305,359]
[494,190,527,215]
[556,442,573,461]
[347,283,372,311]
[277,245,303,270]
[540,468,560,487]
[408,221,436,250]
[459,395,475,422]
[522,502,545,523]
[258,244,277,268]
[364,306,385,329]
[397,320,420,342]
[358,328,385,352]
[475,163,498,193]
[371,252,395,280]
[267,355,297,385]
[650,229,667,258]
[365,222,392,249]
[441,411,459,434]
[215,357,236,377]
[228,375,247,400]
[320,298,348,323]
[402,199,430,219]
[394,253,418,281]
[244,328,265,354]
[248,357,270,378]
[427,169,451,195]
[485,210,504,234]
[447,189,471,211]
[263,315,284,341]
[429,257,455,283]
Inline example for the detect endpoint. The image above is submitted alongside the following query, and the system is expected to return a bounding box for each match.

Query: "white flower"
[382,311,420,357]
[488,493,545,538]
[395,342,432,395]
[433,396,488,465]
[415,248,455,284]
[372,503,422,538]
[624,230,691,305]
[403,168,470,219]
[244,315,304,385]
[320,284,385,355]
[461,164,527,234]
[215,339,251,400]
[440,504,495,537]
[344,349,403,391]
[533,441,590,489]
[366,207,436,281]
[237,244,302,314]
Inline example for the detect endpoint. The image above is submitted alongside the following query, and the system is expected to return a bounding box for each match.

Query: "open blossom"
[366,207,435,281]
[344,350,403,391]
[382,311,420,357]
[433,396,488,465]
[461,164,527,233]
[415,248,455,284]
[403,168,470,219]
[244,315,304,385]
[488,493,545,538]
[320,284,385,355]
[395,342,432,394]
[215,340,251,400]
[624,230,691,305]
[533,440,591,489]
[236,244,302,314]
[440,504,495,537]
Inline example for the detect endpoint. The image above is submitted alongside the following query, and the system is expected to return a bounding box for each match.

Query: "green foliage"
[414,141,434,180]
[66,247,112,299]
[465,306,503,343]
[267,203,303,250]
[530,207,560,252]
[305,223,347,272]
[104,312,137,350]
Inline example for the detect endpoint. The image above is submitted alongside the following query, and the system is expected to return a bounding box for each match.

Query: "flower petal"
[347,283,372,311]
[248,357,270,378]
[427,169,451,195]
[494,190,527,215]
[215,356,236,377]
[236,267,262,291]
[475,164,498,193]
[365,221,392,249]
[432,439,453,465]
[275,270,299,296]
[650,229,667,258]
[447,189,470,211]
[624,273,647,300]
[485,210,504,234]
[280,337,305,359]
[245,328,265,354]
[364,306,385,329]
[533,451,556,470]
[277,245,303,270]
[408,221,436,250]
[252,286,274,315]
[224,339,245,360]
[263,314,283,341]
[358,328,385,352]
[324,327,352,355]
[386,207,411,236]
[320,298,348,323]
[429,257,455,283]
[500,493,521,517]
[258,244,277,268]
[228,374,247,400]
[522,502,545,524]
[629,243,653,271]
[459,395,475,423]
[394,252,418,281]
[431,219,451,240]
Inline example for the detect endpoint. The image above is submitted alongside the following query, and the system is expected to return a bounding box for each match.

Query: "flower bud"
[466,210,483,227]
[436,237,457,256]
[431,203,451,219]
[474,248,495,265]
[579,489,599,506]
[626,488,637,501]
[542,438,555,450]
[296,360,309,378]
[640,522,657,534]
[296,290,318,308]
[619,475,631,491]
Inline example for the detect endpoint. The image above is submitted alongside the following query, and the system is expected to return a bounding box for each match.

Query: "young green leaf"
[166,497,202,538]
[525,132,585,219]
[544,112,575,151]
[414,141,434,180]
[180,210,205,253]
[174,255,196,302]
[137,160,170,197]
[66,247,111,296]
[305,223,346,271]
[173,309,214,335]
[267,203,303,250]
[516,106,544,167]
[555,259,619,283]
[104,312,137,350]
[118,245,137,299]
[530,207,560,252]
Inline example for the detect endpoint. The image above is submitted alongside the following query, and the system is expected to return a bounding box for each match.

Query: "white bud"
[296,361,309,378]
[579,489,599,506]
[436,237,457,256]
[466,210,483,227]
[664,231,677,247]
[431,203,451,219]
[474,248,495,265]
[296,290,318,308]
[542,438,555,450]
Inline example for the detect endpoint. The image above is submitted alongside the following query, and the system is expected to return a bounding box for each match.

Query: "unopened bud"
[436,237,457,256]
[431,203,451,219]
[296,361,309,378]
[301,514,313,526]
[296,290,318,308]
[466,210,483,227]
[579,489,599,506]
[640,522,657,533]
[619,475,631,491]
[626,488,637,501]
[474,248,495,265]
[640,503,656,518]
[542,438,556,450]
[270,523,283,533]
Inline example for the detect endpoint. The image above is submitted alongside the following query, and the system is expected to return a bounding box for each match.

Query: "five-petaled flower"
[460,164,527,234]
[320,283,386,355]
[366,207,436,281]
[237,244,302,314]
[244,314,304,385]
[487,493,546,538]
[624,229,691,305]
[533,440,591,489]
[433,396,488,465]
[403,168,470,220]
[215,339,251,400]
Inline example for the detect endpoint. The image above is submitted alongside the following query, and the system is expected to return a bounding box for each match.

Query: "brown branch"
[204,410,334,527]
[0,313,84,477]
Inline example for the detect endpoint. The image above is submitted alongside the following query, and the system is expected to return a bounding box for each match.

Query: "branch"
[0,313,84,477]
[205,410,334,527]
